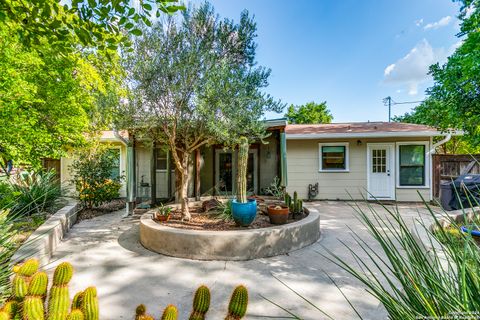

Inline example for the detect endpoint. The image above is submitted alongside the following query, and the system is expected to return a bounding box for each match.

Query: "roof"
[285,122,448,139]
[100,130,129,143]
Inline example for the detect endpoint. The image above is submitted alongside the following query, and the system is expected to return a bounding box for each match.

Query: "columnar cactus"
[189,285,210,320]
[80,287,99,320]
[236,136,249,204]
[284,193,291,207]
[48,262,74,320]
[225,285,248,320]
[161,305,178,320]
[23,295,45,320]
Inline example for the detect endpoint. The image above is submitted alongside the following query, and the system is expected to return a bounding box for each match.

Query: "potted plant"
[267,204,289,224]
[231,137,257,226]
[155,204,173,222]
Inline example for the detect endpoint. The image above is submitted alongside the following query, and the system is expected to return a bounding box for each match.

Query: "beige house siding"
[286,137,431,201]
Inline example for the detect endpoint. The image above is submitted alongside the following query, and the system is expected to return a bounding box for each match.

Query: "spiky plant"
[189,285,211,320]
[161,305,178,320]
[225,285,248,320]
[236,137,249,204]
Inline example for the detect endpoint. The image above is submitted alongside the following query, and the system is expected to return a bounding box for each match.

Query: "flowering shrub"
[71,145,123,209]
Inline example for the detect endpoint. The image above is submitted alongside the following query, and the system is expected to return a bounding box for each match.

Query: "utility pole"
[382,97,424,122]
[383,96,392,122]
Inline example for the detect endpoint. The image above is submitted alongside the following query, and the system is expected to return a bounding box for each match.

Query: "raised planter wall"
[11,200,79,266]
[140,207,321,260]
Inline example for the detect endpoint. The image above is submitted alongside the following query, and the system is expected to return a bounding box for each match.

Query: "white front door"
[367,144,395,200]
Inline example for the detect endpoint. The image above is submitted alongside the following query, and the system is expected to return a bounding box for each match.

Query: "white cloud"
[424,16,452,30]
[383,39,454,95]
[415,18,424,27]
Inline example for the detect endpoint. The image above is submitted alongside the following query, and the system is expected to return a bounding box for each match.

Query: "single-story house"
[59,120,455,210]
[285,122,454,201]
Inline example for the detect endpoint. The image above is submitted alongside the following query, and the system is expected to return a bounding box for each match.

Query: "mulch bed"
[157,207,306,231]
[77,199,126,221]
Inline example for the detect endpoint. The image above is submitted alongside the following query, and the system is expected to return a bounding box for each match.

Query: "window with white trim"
[319,143,349,171]
[398,143,427,186]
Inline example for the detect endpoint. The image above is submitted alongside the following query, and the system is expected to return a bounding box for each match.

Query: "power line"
[383,97,425,122]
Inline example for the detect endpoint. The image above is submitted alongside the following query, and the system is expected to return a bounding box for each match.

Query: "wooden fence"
[432,154,480,198]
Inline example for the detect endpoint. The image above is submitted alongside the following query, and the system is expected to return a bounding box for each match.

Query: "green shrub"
[71,145,123,209]
[0,182,16,210]
[8,170,61,217]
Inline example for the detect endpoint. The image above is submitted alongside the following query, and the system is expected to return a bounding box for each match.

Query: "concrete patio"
[45,201,439,320]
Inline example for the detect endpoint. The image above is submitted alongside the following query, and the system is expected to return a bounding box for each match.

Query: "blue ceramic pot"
[231,198,257,226]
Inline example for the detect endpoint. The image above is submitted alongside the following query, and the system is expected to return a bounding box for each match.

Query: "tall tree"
[285,101,333,124]
[0,23,125,167]
[395,0,480,145]
[0,0,184,53]
[119,4,283,219]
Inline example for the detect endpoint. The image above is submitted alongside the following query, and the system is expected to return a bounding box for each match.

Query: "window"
[398,144,426,186]
[319,143,349,171]
[156,149,168,170]
[107,149,121,179]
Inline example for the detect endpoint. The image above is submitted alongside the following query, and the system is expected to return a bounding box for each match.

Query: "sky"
[189,0,463,123]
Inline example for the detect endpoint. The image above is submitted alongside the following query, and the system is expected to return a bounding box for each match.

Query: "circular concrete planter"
[140,207,321,260]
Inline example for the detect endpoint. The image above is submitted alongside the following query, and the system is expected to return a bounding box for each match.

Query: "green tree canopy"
[118,3,283,219]
[0,0,184,53]
[395,0,480,147]
[285,101,333,124]
[0,23,125,167]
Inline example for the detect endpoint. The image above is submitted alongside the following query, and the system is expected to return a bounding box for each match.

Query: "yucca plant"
[265,196,480,319]
[0,209,17,303]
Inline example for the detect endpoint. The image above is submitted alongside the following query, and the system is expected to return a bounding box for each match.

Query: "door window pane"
[399,145,425,186]
[156,149,168,170]
[372,149,386,173]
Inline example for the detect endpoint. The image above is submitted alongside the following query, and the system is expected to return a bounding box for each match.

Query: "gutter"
[113,129,128,146]
[286,131,445,139]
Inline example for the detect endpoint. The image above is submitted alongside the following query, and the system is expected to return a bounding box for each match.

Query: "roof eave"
[286,131,454,140]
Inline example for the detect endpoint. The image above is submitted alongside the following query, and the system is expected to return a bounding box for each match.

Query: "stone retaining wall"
[11,200,79,266]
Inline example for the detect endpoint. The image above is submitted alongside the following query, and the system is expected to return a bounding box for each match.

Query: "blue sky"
[191,0,463,122]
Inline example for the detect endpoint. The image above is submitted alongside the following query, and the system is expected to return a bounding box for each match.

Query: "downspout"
[113,129,136,216]
[428,133,452,155]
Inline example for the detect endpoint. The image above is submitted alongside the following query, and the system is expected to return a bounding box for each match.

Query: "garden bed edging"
[11,199,79,266]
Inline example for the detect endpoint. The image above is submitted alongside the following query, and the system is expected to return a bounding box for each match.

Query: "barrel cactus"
[189,285,211,320]
[135,304,154,320]
[0,260,98,320]
[225,285,248,320]
[161,305,178,320]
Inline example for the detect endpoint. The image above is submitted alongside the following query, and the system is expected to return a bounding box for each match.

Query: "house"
[285,122,454,201]
[59,121,455,210]
[59,119,288,211]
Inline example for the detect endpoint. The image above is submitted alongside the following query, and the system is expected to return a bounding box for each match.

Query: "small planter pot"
[267,205,289,225]
[155,214,171,222]
[231,199,257,226]
[460,226,480,237]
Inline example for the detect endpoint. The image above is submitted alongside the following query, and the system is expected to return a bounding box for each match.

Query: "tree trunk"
[180,153,191,220]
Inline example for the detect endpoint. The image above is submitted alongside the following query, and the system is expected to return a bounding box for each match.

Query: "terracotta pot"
[155,213,171,222]
[267,205,289,225]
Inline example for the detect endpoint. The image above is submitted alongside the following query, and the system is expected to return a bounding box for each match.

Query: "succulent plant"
[0,261,98,320]
[189,285,210,320]
[161,305,178,320]
[225,285,248,320]
[81,287,99,320]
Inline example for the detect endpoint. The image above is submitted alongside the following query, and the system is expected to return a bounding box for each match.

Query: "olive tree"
[119,4,283,220]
